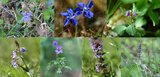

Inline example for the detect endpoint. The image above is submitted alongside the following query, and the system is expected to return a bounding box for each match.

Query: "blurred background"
[54,0,106,37]
[40,37,82,77]
[0,38,40,77]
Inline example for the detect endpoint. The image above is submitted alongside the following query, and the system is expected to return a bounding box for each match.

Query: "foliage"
[108,0,160,37]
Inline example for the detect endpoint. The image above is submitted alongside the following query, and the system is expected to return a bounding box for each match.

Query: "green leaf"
[1,0,8,4]
[113,25,126,35]
[121,0,137,4]
[151,0,160,9]
[43,11,50,21]
[136,0,149,15]
[148,10,159,26]
[126,25,136,36]
[0,19,4,25]
[155,30,160,37]
[135,17,146,28]
[135,28,145,37]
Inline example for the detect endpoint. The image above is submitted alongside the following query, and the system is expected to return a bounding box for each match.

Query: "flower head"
[11,60,18,68]
[76,0,94,18]
[21,11,32,23]
[20,47,26,53]
[55,46,63,54]
[52,41,58,47]
[125,10,131,17]
[12,51,17,58]
[61,8,79,26]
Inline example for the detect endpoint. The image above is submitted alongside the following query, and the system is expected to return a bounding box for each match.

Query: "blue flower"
[20,47,26,53]
[21,11,32,23]
[76,0,94,18]
[52,41,58,47]
[61,8,80,26]
[125,10,131,17]
[11,60,18,68]
[55,46,63,54]
[12,51,17,58]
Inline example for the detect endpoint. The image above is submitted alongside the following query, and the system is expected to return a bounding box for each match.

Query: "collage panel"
[54,0,106,37]
[120,38,160,77]
[40,38,82,77]
[82,38,121,77]
[0,0,54,37]
[0,38,40,77]
[106,0,160,37]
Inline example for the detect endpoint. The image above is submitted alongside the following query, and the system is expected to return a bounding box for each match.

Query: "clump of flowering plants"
[47,41,71,74]
[11,40,32,76]
[0,0,54,37]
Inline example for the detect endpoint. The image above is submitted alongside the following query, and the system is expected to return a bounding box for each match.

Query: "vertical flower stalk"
[90,38,107,74]
[11,40,29,73]
[138,41,142,64]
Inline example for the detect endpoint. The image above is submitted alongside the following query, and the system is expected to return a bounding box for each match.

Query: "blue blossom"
[21,11,32,23]
[95,64,100,72]
[20,47,26,53]
[61,8,80,26]
[11,60,18,68]
[76,0,94,18]
[132,12,137,16]
[55,46,63,54]
[125,10,131,17]
[12,51,17,58]
[52,41,58,47]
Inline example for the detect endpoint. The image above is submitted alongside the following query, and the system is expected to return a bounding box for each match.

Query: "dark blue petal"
[71,19,78,26]
[84,10,93,18]
[74,11,82,16]
[64,18,70,26]
[87,0,94,9]
[87,11,94,18]
[77,2,85,8]
[67,8,74,14]
[61,12,69,16]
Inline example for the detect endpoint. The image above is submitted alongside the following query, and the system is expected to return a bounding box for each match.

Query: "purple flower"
[61,8,80,26]
[76,0,94,18]
[12,51,17,58]
[132,12,137,16]
[95,64,100,72]
[125,10,131,17]
[20,47,26,53]
[11,60,18,68]
[55,46,63,54]
[52,41,58,47]
[21,11,32,23]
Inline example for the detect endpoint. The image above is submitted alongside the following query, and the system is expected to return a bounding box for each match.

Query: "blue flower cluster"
[90,38,107,73]
[21,11,32,23]
[125,10,136,17]
[52,41,63,54]
[61,0,94,26]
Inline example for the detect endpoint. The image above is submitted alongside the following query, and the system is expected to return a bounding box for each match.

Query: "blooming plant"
[61,0,94,26]
[89,38,119,77]
[47,41,71,74]
[11,40,32,76]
